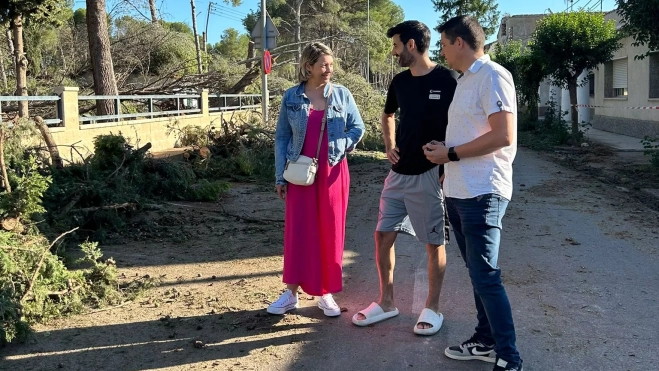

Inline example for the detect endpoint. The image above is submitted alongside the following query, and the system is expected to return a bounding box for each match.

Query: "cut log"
[1,217,22,231]
[35,116,64,169]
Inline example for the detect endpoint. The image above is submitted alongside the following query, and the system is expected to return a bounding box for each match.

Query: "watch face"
[448,148,459,161]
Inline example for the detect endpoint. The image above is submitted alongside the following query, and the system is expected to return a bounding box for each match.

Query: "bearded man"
[351,20,458,336]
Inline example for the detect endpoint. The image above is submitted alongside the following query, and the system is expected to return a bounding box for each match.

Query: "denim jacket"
[274,82,365,185]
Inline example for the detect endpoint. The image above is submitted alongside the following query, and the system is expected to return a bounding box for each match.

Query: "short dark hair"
[386,20,431,54]
[437,15,485,51]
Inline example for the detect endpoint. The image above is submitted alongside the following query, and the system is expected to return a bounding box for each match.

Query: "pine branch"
[21,227,79,303]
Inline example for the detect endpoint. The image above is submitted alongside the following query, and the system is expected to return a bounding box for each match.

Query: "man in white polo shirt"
[423,15,523,371]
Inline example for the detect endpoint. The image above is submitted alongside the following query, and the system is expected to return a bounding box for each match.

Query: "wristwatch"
[448,147,460,162]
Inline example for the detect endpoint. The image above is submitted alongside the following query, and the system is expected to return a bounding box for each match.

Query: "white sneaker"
[317,294,341,317]
[267,289,298,315]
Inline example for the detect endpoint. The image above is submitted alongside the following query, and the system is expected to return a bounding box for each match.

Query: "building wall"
[590,11,659,138]
[496,14,546,47]
[494,11,659,137]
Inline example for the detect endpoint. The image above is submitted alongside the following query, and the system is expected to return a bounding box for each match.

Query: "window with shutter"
[612,58,628,97]
[650,52,659,99]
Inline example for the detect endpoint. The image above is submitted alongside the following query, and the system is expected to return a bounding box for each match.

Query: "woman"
[269,42,365,317]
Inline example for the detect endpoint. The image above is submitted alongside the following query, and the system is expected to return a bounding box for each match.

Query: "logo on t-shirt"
[429,90,441,100]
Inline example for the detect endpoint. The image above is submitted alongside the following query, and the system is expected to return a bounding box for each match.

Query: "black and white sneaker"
[444,335,496,363]
[493,358,523,371]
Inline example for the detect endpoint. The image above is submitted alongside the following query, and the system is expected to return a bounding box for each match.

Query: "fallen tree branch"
[35,116,64,169]
[21,227,79,303]
[57,193,83,219]
[0,126,11,192]
[72,203,137,213]
[131,142,152,159]
[106,154,127,181]
[47,285,82,297]
[0,245,40,252]
[234,35,336,66]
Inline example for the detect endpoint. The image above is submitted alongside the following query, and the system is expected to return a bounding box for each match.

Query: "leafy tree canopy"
[432,0,500,40]
[530,11,620,89]
[616,0,659,59]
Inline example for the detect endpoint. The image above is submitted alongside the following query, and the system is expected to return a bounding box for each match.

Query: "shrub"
[641,136,659,169]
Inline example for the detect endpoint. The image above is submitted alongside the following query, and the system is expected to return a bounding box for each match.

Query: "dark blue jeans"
[446,194,520,365]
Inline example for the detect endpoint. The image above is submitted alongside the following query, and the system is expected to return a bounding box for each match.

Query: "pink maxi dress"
[282,109,350,296]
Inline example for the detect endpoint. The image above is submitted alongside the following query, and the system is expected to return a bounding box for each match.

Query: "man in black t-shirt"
[352,21,458,336]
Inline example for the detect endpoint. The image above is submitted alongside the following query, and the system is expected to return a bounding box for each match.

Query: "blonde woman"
[269,42,365,317]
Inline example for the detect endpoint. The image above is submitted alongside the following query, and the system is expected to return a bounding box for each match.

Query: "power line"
[209,10,244,23]
[587,0,603,12]
[212,3,249,17]
[566,0,585,12]
[210,9,243,21]
[209,10,243,21]
[581,0,597,12]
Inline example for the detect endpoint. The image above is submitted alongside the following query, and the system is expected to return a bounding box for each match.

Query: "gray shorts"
[376,166,448,245]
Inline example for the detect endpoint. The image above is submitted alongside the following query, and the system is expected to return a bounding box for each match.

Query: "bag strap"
[314,83,332,160]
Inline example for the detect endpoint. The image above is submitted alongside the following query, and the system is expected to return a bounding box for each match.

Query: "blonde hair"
[297,42,334,82]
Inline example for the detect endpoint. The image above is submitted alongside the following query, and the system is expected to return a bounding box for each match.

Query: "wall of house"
[590,12,659,138]
[496,15,545,46]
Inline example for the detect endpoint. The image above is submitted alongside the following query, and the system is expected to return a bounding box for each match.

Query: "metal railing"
[78,94,202,123]
[0,96,62,126]
[0,92,262,127]
[208,94,261,112]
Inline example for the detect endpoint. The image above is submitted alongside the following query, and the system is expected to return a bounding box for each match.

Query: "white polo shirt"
[444,54,517,200]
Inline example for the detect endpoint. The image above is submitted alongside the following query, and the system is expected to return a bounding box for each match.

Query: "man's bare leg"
[355,230,398,320]
[417,243,447,330]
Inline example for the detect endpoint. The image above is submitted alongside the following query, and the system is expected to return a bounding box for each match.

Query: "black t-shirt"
[384,65,459,175]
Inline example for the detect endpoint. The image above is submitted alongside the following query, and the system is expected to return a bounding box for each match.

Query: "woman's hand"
[276,184,287,200]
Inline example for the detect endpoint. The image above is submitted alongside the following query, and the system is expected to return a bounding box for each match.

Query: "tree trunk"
[227,66,260,94]
[528,82,540,122]
[0,47,7,91]
[149,0,158,23]
[6,29,15,73]
[0,127,11,193]
[59,44,67,74]
[11,15,28,118]
[294,0,303,63]
[190,0,203,74]
[86,0,119,116]
[35,116,63,169]
[568,78,579,136]
[529,97,539,122]
[246,41,255,68]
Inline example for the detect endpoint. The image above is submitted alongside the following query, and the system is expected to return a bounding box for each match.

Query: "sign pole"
[260,0,268,124]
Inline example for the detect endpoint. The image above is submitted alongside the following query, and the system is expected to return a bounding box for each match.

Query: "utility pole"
[366,0,370,84]
[204,2,212,55]
[261,0,268,124]
[190,0,203,74]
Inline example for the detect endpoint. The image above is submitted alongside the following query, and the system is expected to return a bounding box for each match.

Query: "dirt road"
[2,148,658,371]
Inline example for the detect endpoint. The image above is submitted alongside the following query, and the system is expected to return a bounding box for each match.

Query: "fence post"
[53,86,80,132]
[200,88,209,118]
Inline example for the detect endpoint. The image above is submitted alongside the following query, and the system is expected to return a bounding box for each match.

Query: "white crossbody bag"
[282,85,332,186]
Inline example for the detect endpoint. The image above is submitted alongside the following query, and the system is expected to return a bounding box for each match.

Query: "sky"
[77,0,619,47]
